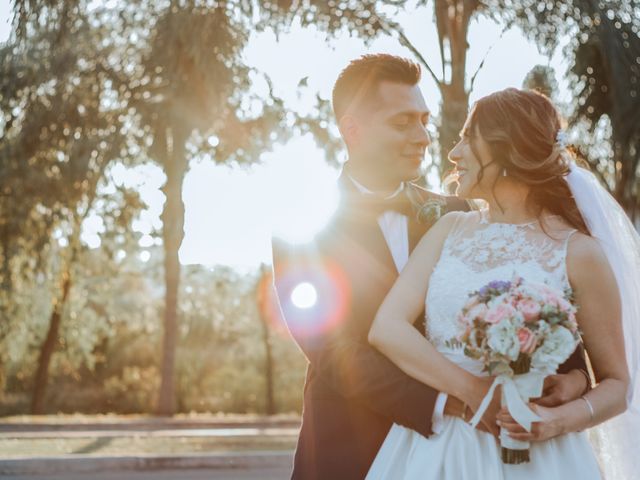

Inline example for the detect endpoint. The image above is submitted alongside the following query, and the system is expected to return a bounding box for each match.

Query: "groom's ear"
[338,115,360,147]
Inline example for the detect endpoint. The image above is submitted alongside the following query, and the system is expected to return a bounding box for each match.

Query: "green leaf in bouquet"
[540,304,556,317]
[548,315,562,326]
[488,361,512,376]
[463,346,482,359]
[564,287,576,304]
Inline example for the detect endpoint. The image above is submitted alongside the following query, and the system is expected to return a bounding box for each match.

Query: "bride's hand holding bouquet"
[449,276,581,464]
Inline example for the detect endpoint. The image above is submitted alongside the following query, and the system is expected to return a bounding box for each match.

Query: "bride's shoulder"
[566,232,611,279]
[432,209,471,230]
[428,209,480,241]
[567,231,603,255]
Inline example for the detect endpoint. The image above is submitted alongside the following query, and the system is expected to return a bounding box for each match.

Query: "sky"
[0,4,571,270]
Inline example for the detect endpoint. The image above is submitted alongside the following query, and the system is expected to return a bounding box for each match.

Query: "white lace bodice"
[425,210,577,348]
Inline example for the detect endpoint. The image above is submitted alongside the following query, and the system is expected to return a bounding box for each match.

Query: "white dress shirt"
[348,174,447,434]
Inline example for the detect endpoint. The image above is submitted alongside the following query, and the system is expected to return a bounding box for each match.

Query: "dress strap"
[440,211,470,250]
[561,229,579,288]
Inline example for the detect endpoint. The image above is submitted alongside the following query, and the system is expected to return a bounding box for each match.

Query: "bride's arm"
[368,211,489,410]
[501,233,629,441]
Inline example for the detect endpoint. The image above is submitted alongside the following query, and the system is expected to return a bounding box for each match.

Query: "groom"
[271,54,591,479]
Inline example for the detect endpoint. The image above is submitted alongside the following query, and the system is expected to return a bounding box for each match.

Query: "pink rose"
[484,303,516,324]
[517,299,541,323]
[537,285,560,305]
[556,297,574,314]
[518,327,537,355]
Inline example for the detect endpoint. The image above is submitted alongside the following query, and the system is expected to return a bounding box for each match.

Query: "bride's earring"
[502,168,508,177]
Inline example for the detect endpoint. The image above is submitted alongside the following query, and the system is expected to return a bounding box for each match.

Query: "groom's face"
[349,81,431,184]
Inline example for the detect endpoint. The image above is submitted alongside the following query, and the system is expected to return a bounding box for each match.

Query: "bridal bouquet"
[450,276,580,464]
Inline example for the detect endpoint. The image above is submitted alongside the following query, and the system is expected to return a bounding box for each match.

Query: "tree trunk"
[434,0,477,179]
[156,126,188,416]
[29,162,105,415]
[31,268,71,414]
[260,313,275,415]
[256,267,276,415]
[0,223,11,393]
[438,83,470,180]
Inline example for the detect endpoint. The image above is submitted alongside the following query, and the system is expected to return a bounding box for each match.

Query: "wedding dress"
[366,209,602,480]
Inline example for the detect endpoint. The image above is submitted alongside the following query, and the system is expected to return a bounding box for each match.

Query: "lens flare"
[291,282,318,309]
[260,256,351,339]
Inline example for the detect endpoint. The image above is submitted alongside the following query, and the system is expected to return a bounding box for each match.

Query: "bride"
[366,88,639,479]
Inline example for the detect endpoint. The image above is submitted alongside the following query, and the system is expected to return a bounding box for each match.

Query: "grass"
[0,412,300,424]
[0,434,297,458]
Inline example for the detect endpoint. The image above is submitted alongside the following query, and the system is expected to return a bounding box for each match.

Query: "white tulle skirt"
[366,416,602,480]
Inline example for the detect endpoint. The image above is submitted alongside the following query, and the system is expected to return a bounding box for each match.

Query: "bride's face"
[448,124,500,200]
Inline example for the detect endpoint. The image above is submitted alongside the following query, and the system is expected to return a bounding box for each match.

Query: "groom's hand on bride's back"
[533,370,590,407]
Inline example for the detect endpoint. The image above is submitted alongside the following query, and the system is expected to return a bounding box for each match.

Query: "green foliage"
[0,251,306,415]
[495,0,640,216]
[522,65,560,99]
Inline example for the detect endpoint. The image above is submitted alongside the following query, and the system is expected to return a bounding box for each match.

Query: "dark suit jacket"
[272,170,587,480]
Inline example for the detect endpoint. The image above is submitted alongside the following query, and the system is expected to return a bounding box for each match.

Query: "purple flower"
[488,280,511,291]
[478,280,511,297]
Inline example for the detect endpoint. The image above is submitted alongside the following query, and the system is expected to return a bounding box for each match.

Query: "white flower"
[487,319,521,361]
[536,320,551,338]
[532,325,577,371]
[476,250,489,263]
[513,284,544,304]
[488,293,509,307]
[556,129,569,148]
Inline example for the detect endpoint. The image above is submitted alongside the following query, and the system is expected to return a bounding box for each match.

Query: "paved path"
[2,466,290,480]
[0,419,297,478]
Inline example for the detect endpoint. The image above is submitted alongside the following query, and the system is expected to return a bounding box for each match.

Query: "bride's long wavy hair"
[462,88,590,235]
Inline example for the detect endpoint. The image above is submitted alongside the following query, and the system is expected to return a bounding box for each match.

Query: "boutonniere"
[416,198,447,225]
[406,186,447,225]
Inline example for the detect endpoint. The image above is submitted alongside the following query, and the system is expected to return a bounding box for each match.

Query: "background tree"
[497,0,640,218]
[263,0,640,204]
[130,2,293,415]
[570,5,640,219]
[522,65,559,100]
[2,1,146,412]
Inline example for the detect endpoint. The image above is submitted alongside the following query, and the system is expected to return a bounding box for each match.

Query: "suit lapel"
[335,170,399,275]
[358,218,397,274]
[336,171,436,275]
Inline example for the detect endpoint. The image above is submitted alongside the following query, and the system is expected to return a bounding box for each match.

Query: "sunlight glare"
[291,282,318,309]
[180,134,339,268]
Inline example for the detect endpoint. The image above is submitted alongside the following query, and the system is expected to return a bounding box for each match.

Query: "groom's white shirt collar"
[346,173,405,200]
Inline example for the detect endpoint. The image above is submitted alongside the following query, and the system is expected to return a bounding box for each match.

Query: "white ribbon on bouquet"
[469,371,546,448]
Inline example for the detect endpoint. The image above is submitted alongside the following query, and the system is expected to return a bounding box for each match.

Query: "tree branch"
[433,0,447,79]
[380,19,442,88]
[469,22,511,92]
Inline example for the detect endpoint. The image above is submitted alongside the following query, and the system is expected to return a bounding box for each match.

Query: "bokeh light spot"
[291,282,317,309]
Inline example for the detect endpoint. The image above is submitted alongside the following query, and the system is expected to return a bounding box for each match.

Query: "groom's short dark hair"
[332,54,421,120]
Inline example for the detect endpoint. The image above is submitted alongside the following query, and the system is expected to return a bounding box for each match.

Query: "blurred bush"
[0,248,306,416]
